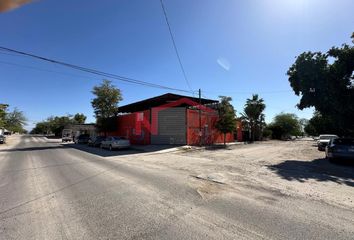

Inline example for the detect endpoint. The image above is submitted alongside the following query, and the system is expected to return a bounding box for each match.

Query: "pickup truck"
[62,129,73,142]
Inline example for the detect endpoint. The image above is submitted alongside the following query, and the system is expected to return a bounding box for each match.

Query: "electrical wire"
[159,0,193,93]
[0,47,294,97]
[201,89,293,95]
[0,59,156,88]
[0,46,193,94]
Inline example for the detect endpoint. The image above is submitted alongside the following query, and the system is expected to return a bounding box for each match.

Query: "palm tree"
[241,94,266,141]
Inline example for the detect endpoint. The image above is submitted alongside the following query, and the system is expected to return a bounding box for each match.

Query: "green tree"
[268,113,302,139]
[50,115,75,136]
[287,33,354,136]
[262,127,273,139]
[215,96,236,145]
[5,108,27,133]
[0,104,9,128]
[241,94,266,141]
[304,111,336,136]
[31,121,51,134]
[73,113,86,124]
[91,80,122,134]
[30,115,75,136]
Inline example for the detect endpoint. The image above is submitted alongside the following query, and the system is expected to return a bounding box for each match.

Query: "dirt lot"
[115,139,354,209]
[0,134,20,149]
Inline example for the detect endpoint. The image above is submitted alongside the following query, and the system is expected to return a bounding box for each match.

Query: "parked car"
[326,138,354,162]
[74,134,90,144]
[0,135,6,144]
[88,136,106,147]
[285,135,296,141]
[317,134,338,151]
[100,136,130,151]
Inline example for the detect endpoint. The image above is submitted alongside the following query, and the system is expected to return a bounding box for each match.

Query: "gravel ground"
[115,139,354,210]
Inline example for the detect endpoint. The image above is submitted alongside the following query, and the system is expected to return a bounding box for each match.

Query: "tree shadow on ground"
[268,158,354,187]
[0,145,64,152]
[0,142,184,157]
[66,143,180,157]
[64,144,143,157]
[0,144,143,157]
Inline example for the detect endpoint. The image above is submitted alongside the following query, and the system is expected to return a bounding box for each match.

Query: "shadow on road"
[268,158,354,187]
[0,144,144,157]
[0,146,63,152]
[0,142,181,157]
[65,143,143,157]
[65,144,182,157]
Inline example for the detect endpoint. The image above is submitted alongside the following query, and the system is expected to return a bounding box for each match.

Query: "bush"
[262,128,272,139]
[268,113,302,140]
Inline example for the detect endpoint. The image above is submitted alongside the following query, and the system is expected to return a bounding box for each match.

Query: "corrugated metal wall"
[151,107,186,144]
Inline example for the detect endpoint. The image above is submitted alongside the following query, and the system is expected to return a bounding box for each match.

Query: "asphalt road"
[0,136,353,240]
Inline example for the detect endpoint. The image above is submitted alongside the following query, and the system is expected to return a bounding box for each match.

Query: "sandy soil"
[0,134,22,149]
[116,139,354,209]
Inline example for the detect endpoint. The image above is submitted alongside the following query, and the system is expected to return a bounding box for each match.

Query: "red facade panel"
[107,110,151,145]
[187,109,236,145]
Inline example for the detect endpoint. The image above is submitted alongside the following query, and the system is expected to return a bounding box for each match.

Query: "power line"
[0,60,97,80]
[202,89,293,95]
[0,46,193,94]
[0,47,294,97]
[0,51,23,57]
[0,59,157,88]
[159,0,193,93]
[0,59,173,89]
[0,57,293,97]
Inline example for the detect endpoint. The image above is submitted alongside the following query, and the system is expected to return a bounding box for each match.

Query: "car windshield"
[112,137,122,140]
[333,139,354,146]
[320,135,337,140]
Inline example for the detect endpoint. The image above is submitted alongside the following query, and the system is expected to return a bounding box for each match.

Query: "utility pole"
[199,89,202,146]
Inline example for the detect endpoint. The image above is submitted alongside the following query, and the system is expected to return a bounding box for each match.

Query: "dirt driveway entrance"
[115,139,354,209]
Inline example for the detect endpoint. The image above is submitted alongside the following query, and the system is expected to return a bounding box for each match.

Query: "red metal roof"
[118,93,218,113]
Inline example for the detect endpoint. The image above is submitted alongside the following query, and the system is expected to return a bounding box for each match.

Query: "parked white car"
[100,136,130,151]
[317,134,338,151]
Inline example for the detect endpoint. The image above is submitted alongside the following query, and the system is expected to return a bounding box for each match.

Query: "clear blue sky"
[1,0,353,130]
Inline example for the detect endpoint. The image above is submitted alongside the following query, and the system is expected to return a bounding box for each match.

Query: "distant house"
[63,123,96,138]
[1,128,11,135]
[105,93,242,145]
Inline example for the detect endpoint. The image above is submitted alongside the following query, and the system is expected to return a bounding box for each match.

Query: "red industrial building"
[107,93,242,145]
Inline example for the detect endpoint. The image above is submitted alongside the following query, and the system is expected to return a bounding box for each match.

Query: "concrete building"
[63,123,96,138]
